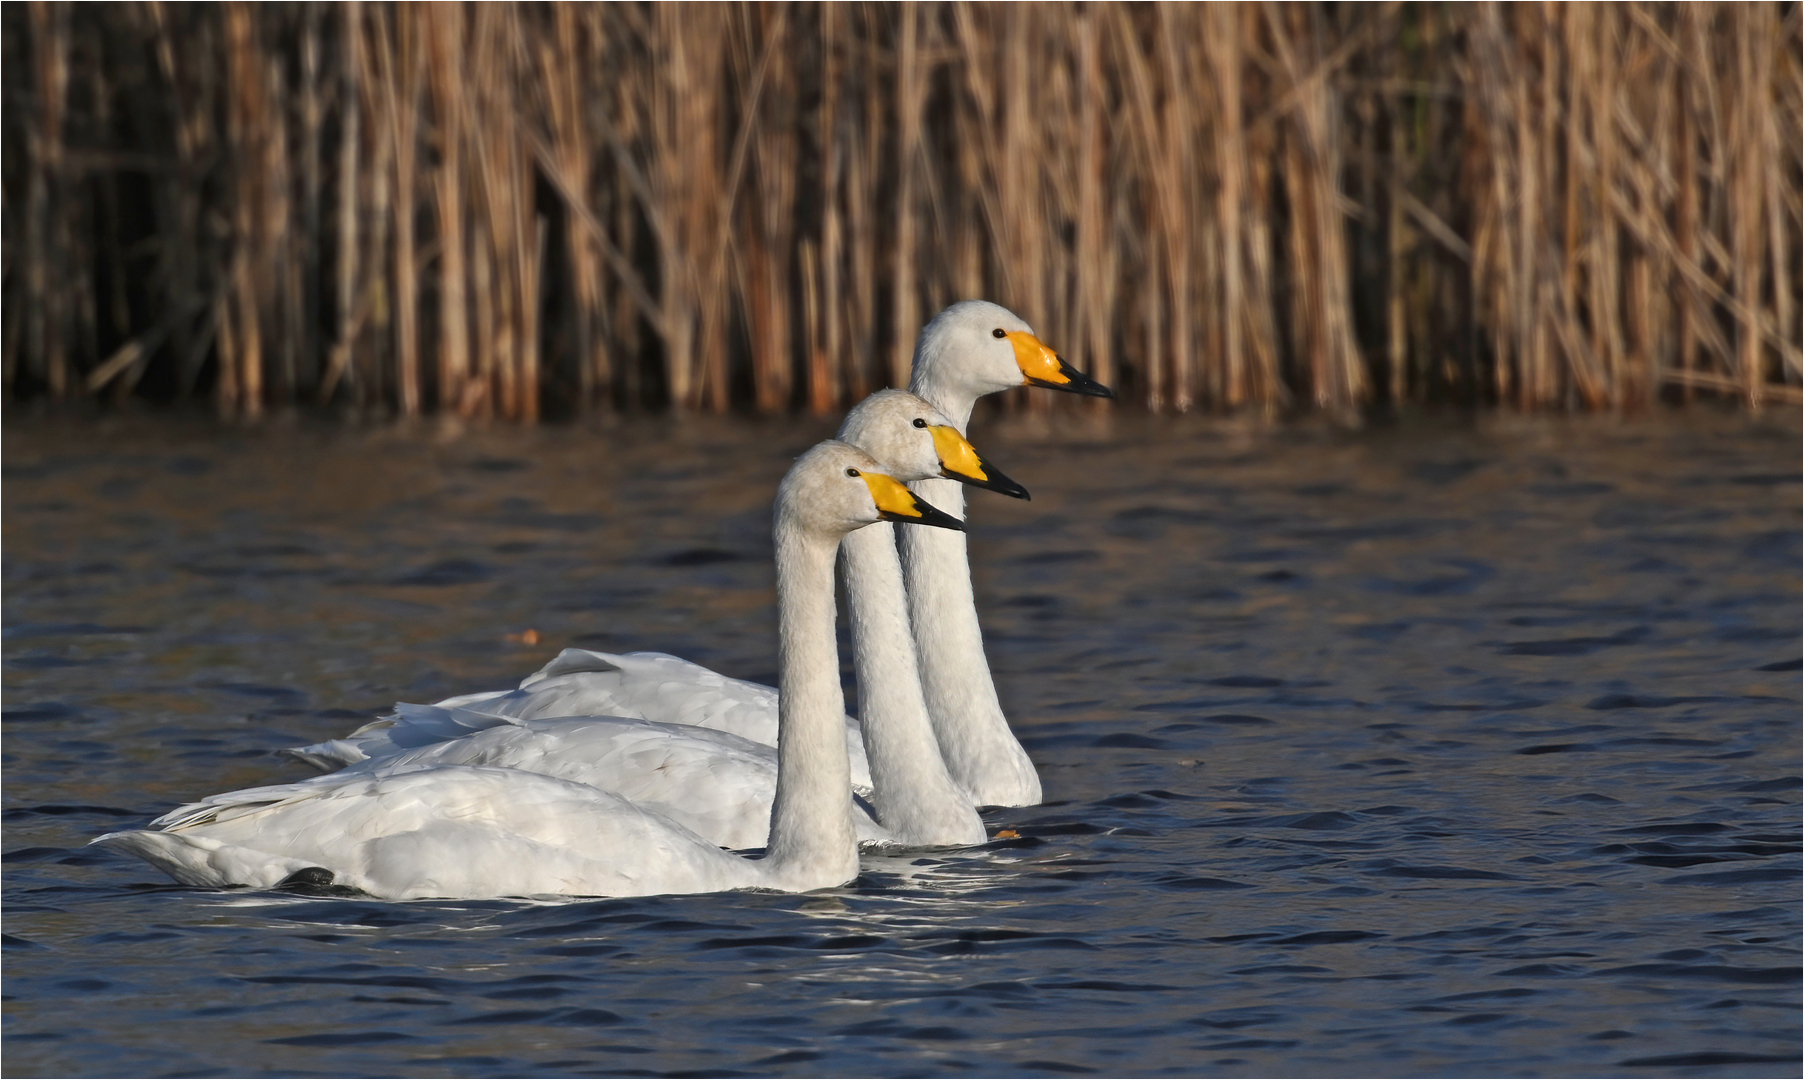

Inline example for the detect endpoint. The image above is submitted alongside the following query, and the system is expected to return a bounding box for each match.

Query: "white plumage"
[282,649,877,795]
[280,390,1015,850]
[96,441,961,899]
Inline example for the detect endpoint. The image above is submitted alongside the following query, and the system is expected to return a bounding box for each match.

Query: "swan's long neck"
[762,519,861,890]
[904,371,1042,808]
[841,522,986,845]
[908,375,977,436]
[897,483,1041,807]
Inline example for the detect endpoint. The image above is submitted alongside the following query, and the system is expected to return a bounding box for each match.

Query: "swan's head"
[837,389,1030,500]
[778,441,966,540]
[910,300,1116,411]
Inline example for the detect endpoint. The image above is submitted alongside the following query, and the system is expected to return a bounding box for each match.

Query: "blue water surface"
[4,411,1798,1078]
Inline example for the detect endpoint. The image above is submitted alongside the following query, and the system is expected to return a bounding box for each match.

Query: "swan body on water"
[903,300,1113,808]
[96,442,965,899]
[279,392,1018,850]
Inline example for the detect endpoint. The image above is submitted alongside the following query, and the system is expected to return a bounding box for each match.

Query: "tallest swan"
[904,300,1113,807]
[97,442,963,900]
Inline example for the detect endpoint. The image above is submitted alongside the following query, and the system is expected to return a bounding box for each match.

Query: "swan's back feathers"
[280,649,874,793]
[333,713,887,851]
[514,650,781,729]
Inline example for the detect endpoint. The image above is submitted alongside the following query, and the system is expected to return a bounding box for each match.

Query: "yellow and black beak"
[860,472,966,532]
[1006,330,1117,398]
[928,425,1030,500]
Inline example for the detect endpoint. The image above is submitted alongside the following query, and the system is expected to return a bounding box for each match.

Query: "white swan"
[94,441,965,900]
[902,300,1113,807]
[287,309,1103,812]
[272,392,1017,850]
[283,390,1023,800]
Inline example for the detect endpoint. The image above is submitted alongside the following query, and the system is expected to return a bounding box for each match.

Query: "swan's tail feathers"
[432,690,512,710]
[91,829,316,890]
[147,775,336,830]
[278,703,520,771]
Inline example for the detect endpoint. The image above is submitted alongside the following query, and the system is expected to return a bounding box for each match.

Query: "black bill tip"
[1027,356,1116,399]
[882,492,966,532]
[944,457,1031,501]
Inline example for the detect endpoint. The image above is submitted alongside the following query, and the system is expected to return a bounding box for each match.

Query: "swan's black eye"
[992,328,1007,339]
[845,468,860,477]
[912,418,927,428]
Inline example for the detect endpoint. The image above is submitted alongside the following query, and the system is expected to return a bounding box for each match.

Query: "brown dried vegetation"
[3,2,1798,420]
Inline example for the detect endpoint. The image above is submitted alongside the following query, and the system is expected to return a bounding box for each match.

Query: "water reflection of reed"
[5,4,1799,419]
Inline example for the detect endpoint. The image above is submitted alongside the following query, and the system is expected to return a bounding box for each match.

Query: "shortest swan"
[95,442,965,900]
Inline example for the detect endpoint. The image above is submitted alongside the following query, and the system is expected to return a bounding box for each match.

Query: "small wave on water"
[4,412,1798,1078]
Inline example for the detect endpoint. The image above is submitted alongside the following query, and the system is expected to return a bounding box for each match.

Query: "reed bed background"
[4,2,1800,421]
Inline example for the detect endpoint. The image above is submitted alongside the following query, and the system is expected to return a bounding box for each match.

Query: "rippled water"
[4,409,1799,1078]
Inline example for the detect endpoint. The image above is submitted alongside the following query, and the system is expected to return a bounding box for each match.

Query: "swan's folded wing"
[340,716,884,850]
[277,703,525,771]
[504,650,872,789]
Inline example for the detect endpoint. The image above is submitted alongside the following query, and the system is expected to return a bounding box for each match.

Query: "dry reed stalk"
[891,1,925,392]
[295,7,323,401]
[1271,3,1366,410]
[945,1,989,312]
[428,4,470,415]
[646,3,726,411]
[1209,2,1245,407]
[141,2,201,396]
[1157,3,1196,412]
[386,4,421,418]
[267,48,299,406]
[1590,5,1624,407]
[568,6,611,408]
[843,10,877,403]
[1105,3,1159,408]
[518,211,543,425]
[1563,5,1608,406]
[469,198,495,420]
[1003,4,1051,416]
[222,2,264,420]
[800,237,827,413]
[740,4,799,412]
[474,4,525,420]
[25,1,69,402]
[811,1,845,415]
[1026,2,1080,416]
[1673,21,1698,404]
[1530,3,1557,407]
[1729,4,1770,407]
[1386,98,1409,406]
[322,0,362,406]
[1073,2,1112,399]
